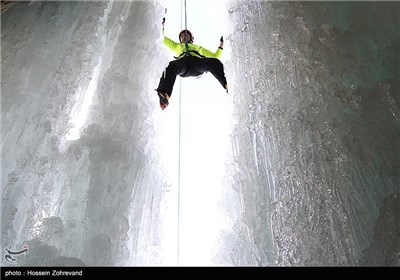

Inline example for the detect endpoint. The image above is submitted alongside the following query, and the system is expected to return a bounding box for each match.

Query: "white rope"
[176,0,188,266]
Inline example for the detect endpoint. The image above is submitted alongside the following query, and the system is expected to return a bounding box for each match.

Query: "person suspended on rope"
[156,17,228,110]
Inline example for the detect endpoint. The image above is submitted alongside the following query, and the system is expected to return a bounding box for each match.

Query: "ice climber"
[155,18,228,110]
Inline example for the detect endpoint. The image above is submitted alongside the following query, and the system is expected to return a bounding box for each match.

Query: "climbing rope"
[176,0,188,266]
[184,0,189,49]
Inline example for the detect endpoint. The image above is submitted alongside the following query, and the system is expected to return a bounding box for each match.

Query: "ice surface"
[1,0,399,266]
[224,1,399,266]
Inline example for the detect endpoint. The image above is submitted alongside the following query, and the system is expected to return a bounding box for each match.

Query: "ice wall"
[1,0,173,266]
[225,1,399,266]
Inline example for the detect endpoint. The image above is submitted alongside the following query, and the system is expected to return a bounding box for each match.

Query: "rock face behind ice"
[363,192,400,266]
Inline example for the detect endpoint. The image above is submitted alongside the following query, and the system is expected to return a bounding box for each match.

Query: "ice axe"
[162,8,167,31]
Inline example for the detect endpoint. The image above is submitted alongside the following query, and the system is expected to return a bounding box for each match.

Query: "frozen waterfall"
[1,0,399,267]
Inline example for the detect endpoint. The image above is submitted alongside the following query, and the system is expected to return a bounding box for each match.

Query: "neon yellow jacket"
[162,35,222,59]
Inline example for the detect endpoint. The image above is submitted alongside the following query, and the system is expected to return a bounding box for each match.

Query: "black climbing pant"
[156,55,227,98]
